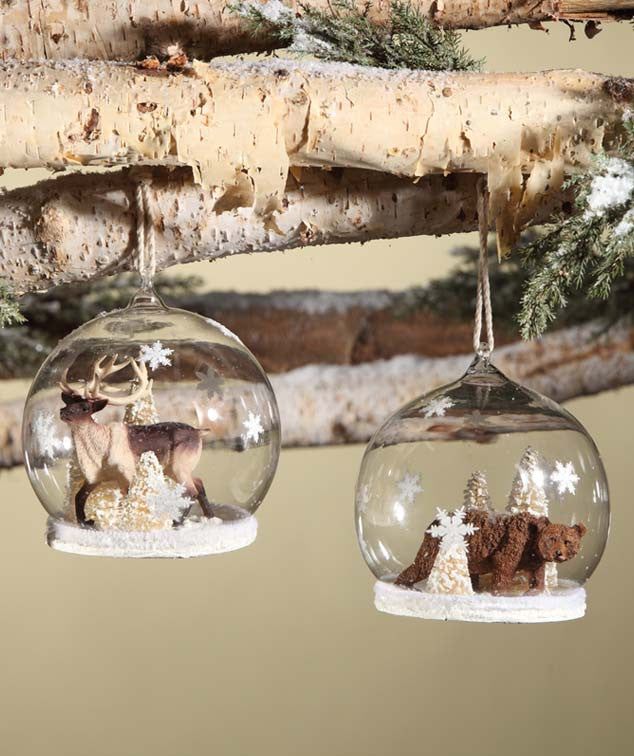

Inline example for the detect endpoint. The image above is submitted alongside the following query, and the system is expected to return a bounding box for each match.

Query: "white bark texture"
[0,59,630,257]
[0,168,570,295]
[2,317,632,466]
[1,1,633,62]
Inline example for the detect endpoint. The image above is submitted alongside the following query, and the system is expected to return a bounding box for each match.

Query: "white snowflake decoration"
[427,507,478,549]
[550,461,580,496]
[423,396,454,418]
[139,341,173,371]
[31,410,66,460]
[196,364,224,399]
[147,478,194,521]
[243,411,264,444]
[396,472,423,504]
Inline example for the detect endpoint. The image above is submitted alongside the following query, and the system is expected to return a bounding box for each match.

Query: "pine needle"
[231,0,482,71]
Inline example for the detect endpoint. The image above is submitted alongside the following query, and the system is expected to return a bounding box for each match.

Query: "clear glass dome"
[22,291,281,558]
[355,355,610,623]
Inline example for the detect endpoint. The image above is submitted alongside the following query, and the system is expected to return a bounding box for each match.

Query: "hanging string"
[134,178,157,291]
[473,176,494,358]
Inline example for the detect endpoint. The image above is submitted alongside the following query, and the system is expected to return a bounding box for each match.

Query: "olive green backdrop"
[0,23,632,756]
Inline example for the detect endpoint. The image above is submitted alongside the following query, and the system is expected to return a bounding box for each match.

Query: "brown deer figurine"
[59,354,214,525]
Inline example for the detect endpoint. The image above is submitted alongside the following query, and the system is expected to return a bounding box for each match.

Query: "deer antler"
[84,354,152,405]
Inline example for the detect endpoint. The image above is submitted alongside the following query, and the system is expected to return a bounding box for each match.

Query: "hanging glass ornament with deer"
[354,181,610,623]
[22,181,281,558]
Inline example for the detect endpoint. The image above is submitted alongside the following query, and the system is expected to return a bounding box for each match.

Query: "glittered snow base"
[374,579,586,624]
[47,515,258,558]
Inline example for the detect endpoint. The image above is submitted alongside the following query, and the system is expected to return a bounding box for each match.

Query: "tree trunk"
[1,1,632,62]
[0,167,572,296]
[4,317,632,467]
[0,59,629,256]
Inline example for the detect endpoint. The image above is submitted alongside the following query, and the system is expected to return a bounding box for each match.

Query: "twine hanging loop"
[134,178,157,290]
[473,176,494,358]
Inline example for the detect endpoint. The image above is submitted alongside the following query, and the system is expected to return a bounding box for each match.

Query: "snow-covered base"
[374,580,586,624]
[47,515,258,558]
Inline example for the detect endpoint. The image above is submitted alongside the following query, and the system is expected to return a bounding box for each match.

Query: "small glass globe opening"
[22,294,281,558]
[355,355,610,623]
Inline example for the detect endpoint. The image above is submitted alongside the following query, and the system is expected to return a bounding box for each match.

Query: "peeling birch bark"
[1,1,632,62]
[0,168,570,295]
[0,59,629,255]
[2,318,632,467]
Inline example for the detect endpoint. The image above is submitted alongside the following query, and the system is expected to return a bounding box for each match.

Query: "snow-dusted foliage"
[396,472,423,504]
[139,341,173,371]
[585,158,634,218]
[550,460,580,496]
[128,451,193,523]
[243,411,264,444]
[31,410,68,460]
[423,396,454,418]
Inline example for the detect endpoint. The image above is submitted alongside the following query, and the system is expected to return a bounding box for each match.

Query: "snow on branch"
[1,1,633,62]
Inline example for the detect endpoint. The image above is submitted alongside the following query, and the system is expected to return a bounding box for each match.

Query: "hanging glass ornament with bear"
[354,181,610,623]
[22,181,281,558]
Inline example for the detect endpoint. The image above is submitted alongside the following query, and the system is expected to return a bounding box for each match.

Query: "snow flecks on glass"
[396,472,423,504]
[195,364,225,399]
[139,341,173,371]
[243,411,264,444]
[357,484,371,515]
[31,410,68,460]
[206,318,243,344]
[550,460,580,496]
[423,396,454,418]
[205,405,222,422]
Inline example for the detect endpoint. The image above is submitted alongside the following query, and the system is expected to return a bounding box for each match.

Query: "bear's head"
[537,522,587,563]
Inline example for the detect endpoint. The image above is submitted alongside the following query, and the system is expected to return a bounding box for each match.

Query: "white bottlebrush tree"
[507,447,557,590]
[426,507,478,596]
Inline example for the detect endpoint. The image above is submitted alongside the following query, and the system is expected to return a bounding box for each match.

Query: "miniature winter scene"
[356,356,610,623]
[22,295,281,558]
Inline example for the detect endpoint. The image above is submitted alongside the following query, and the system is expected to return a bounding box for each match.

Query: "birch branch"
[0,59,630,256]
[0,167,570,295]
[1,1,632,62]
[3,317,632,466]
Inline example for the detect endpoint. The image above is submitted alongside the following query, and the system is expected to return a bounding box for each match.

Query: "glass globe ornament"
[355,355,609,623]
[22,289,281,558]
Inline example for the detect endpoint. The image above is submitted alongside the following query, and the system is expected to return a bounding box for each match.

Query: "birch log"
[2,317,632,466]
[0,59,630,256]
[1,1,633,62]
[0,167,572,295]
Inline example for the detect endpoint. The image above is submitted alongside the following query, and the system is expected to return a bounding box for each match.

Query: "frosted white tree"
[463,471,493,512]
[426,507,478,595]
[506,447,548,517]
[507,447,557,590]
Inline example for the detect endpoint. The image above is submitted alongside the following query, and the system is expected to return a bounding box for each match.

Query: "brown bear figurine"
[395,510,587,594]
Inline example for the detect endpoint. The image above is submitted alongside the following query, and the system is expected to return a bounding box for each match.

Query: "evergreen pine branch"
[231,1,482,71]
[518,118,634,339]
[0,281,26,328]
